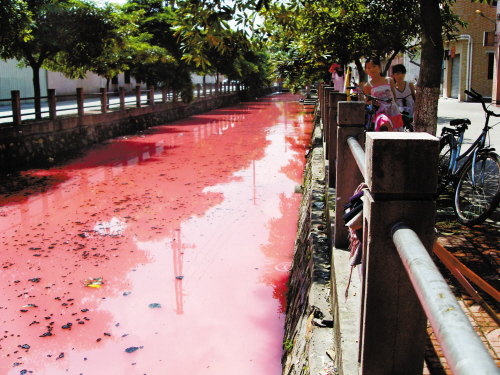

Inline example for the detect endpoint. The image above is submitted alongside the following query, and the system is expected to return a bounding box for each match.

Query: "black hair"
[365,56,381,67]
[392,64,407,74]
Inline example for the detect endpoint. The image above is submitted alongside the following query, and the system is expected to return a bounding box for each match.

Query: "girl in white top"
[363,57,403,131]
[392,64,416,117]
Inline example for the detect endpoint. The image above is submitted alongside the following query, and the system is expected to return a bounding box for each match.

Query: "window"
[484,32,495,47]
[488,53,495,80]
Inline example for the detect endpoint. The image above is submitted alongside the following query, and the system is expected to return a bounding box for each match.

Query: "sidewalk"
[426,182,500,372]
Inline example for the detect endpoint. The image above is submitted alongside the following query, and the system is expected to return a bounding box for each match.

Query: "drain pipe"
[459,34,473,101]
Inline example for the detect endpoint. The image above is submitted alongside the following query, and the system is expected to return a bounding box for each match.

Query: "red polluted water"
[0,93,314,375]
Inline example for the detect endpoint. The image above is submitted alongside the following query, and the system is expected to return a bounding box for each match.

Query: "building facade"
[442,0,497,101]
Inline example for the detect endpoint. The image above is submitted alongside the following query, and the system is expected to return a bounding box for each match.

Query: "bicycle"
[437,88,500,226]
[347,84,413,132]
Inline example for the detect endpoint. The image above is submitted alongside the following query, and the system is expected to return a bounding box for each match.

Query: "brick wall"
[443,0,496,100]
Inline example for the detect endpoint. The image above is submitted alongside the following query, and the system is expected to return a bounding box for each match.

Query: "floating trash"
[123,291,131,296]
[148,303,161,309]
[23,304,37,308]
[28,278,40,283]
[176,276,184,280]
[125,346,143,353]
[82,277,104,288]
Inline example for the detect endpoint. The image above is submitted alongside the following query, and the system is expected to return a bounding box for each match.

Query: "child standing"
[392,64,416,117]
[363,57,403,132]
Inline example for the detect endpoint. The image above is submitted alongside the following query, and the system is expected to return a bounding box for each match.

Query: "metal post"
[11,90,21,126]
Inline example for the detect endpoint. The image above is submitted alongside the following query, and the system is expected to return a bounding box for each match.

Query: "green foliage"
[262,0,465,86]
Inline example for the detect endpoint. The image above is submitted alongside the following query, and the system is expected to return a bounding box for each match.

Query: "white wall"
[0,59,48,100]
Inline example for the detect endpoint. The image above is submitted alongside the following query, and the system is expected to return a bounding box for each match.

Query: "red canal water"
[0,93,314,375]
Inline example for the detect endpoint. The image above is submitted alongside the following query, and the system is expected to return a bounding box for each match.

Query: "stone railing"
[324,93,500,374]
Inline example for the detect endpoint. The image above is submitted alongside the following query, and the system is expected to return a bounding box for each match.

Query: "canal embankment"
[0,87,276,172]
[282,104,360,375]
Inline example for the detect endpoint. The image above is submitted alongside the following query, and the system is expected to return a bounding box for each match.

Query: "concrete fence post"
[147,85,155,105]
[100,87,108,114]
[323,87,337,160]
[328,92,347,188]
[76,88,84,117]
[135,85,141,108]
[11,90,21,126]
[360,132,439,375]
[321,86,334,136]
[334,101,366,248]
[119,87,125,109]
[48,89,56,120]
[197,84,201,99]
[161,86,167,103]
[203,82,206,97]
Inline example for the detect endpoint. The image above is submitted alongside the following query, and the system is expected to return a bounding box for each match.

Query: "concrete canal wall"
[0,88,276,172]
[281,107,338,375]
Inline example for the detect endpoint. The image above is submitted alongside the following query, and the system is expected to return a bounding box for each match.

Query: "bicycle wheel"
[454,151,500,226]
[437,135,454,196]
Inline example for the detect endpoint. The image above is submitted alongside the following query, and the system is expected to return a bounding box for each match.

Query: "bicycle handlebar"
[346,85,393,103]
[465,89,500,118]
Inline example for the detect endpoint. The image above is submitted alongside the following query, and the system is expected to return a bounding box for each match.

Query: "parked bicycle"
[437,88,500,226]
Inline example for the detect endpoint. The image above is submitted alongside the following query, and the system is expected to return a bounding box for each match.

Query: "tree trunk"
[32,64,42,120]
[354,58,367,85]
[413,0,443,135]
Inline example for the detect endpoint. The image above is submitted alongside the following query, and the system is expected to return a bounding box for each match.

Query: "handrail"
[392,222,500,375]
[347,136,366,178]
[1,82,251,126]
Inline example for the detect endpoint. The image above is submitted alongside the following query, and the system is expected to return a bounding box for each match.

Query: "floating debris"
[123,291,131,296]
[104,333,111,336]
[28,278,40,283]
[18,344,30,349]
[148,303,161,309]
[39,332,52,337]
[56,353,64,360]
[176,276,184,280]
[23,304,37,308]
[82,277,104,288]
[125,346,143,353]
[81,308,89,312]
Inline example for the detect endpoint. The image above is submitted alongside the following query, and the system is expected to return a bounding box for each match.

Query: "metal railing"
[328,98,500,374]
[392,222,500,375]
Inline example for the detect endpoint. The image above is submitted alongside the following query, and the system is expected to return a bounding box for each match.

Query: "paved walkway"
[425,99,500,373]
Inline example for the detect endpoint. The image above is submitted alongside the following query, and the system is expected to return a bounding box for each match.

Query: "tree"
[0,0,121,119]
[122,0,195,102]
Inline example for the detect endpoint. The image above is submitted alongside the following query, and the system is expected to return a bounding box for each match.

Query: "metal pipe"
[347,136,366,178]
[392,222,500,375]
